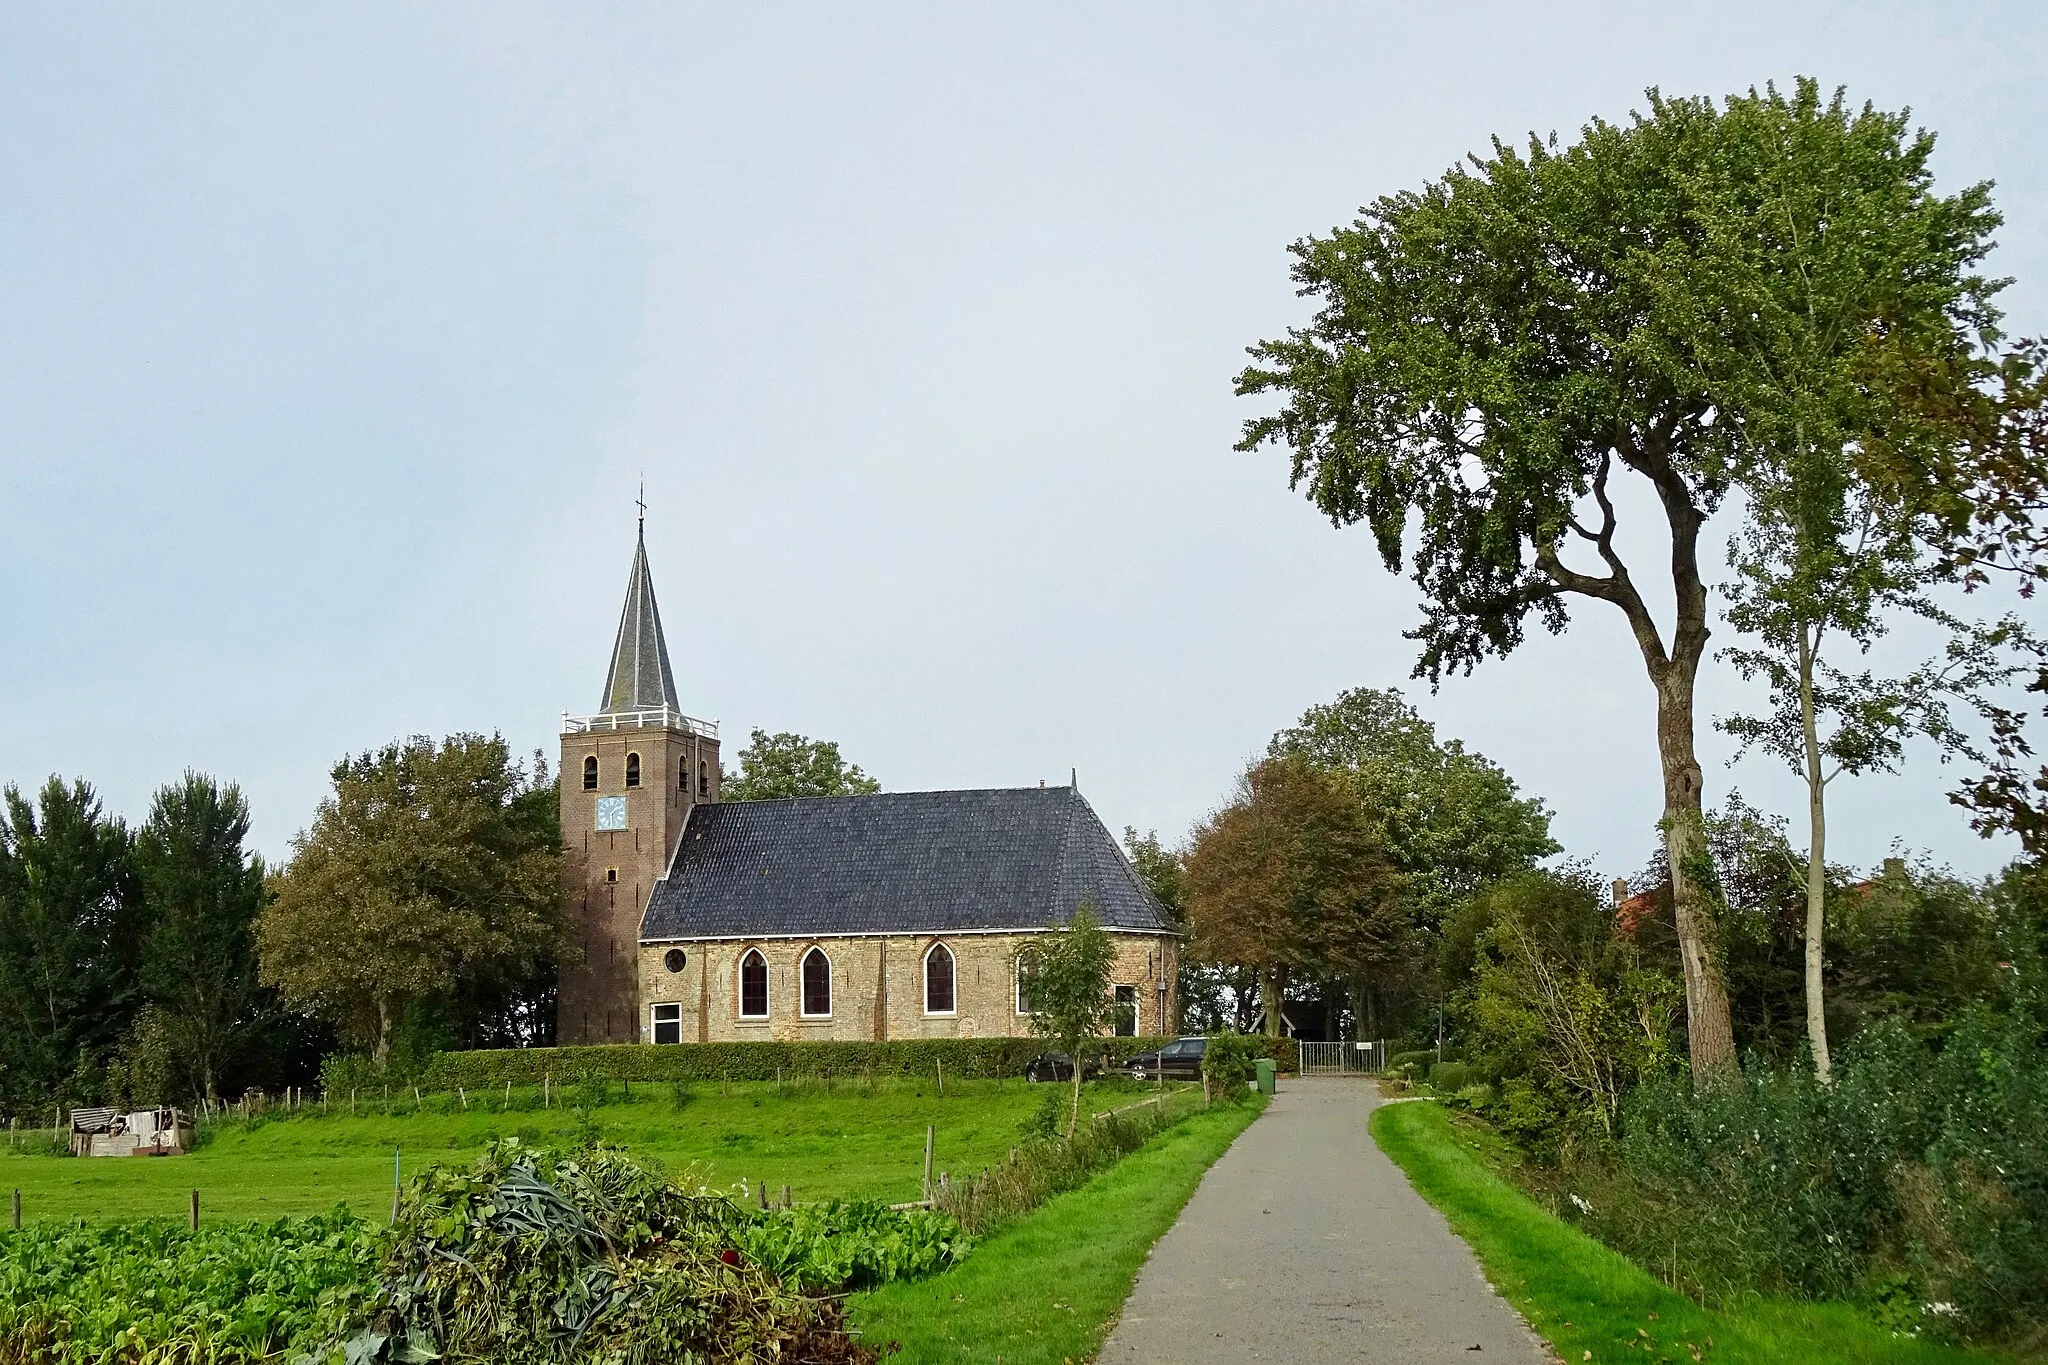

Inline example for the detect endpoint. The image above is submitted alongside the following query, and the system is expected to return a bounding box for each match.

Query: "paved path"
[1098,1078,1549,1363]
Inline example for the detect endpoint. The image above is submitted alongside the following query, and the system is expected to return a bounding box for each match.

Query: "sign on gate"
[1296,1040,1387,1075]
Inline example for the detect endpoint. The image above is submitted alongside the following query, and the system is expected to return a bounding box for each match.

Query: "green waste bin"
[1255,1058,1277,1096]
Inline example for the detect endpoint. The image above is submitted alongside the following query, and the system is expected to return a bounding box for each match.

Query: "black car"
[1124,1036,1208,1081]
[1024,1052,1105,1083]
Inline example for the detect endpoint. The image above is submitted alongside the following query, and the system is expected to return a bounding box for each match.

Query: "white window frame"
[737,948,771,1020]
[922,941,957,1016]
[650,1002,683,1045]
[1113,983,1139,1037]
[799,945,833,1018]
[1014,952,1041,1016]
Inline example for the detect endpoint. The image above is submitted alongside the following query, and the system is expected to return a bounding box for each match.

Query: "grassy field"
[1371,1099,2014,1365]
[850,1097,1265,1365]
[0,1077,1171,1224]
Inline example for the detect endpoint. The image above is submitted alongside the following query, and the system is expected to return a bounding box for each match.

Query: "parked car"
[1024,1052,1105,1083]
[1124,1036,1208,1081]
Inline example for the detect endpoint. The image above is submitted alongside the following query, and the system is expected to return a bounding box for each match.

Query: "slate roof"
[600,529,681,714]
[641,786,1177,941]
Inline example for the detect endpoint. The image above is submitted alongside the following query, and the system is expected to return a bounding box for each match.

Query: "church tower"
[555,517,720,1045]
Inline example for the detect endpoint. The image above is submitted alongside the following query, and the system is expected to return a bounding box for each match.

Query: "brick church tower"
[555,518,720,1045]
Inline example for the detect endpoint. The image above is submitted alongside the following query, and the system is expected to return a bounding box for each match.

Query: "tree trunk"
[1068,1062,1082,1139]
[373,995,393,1069]
[1655,649,1738,1082]
[1260,965,1283,1037]
[1797,626,1833,1082]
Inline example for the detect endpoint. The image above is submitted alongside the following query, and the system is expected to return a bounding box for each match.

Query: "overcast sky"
[4,3,2045,881]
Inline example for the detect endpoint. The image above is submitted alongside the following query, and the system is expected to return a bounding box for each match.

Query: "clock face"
[596,796,628,831]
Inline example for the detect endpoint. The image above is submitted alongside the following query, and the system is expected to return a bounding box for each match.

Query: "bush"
[1543,1007,2048,1341]
[1391,1049,1439,1072]
[933,1088,1210,1235]
[1428,1061,1475,1092]
[1201,1033,1258,1098]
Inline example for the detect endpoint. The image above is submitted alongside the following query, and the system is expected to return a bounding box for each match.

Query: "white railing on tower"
[561,708,718,739]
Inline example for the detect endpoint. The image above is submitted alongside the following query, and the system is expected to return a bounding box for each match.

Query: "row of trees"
[1234,78,2048,1083]
[0,726,883,1112]
[0,774,317,1112]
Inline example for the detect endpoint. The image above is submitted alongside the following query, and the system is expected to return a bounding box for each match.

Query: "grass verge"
[1370,1100,2010,1365]
[849,1098,1264,1365]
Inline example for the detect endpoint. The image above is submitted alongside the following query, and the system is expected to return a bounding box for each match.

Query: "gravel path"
[1097,1077,1550,1363]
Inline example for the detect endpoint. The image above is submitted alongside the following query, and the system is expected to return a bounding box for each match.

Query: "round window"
[663,948,687,974]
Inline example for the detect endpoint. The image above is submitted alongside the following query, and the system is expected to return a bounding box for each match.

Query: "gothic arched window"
[698,760,709,797]
[801,947,831,1017]
[923,942,955,1015]
[582,755,598,791]
[738,949,769,1019]
[625,752,642,788]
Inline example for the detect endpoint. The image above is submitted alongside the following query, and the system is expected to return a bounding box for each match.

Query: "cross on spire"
[636,477,646,536]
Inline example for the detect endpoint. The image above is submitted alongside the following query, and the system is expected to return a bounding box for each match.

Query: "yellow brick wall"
[635,931,1178,1043]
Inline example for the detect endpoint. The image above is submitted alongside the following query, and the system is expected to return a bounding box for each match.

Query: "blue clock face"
[596,796,628,831]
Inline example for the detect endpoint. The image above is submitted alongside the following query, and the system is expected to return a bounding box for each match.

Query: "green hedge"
[369,1037,1166,1093]
[318,1032,1303,1097]
[1427,1061,1476,1092]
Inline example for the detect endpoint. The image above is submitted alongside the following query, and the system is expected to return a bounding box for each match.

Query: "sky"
[3,3,2046,881]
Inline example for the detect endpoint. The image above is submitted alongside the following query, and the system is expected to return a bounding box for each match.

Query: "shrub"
[1201,1033,1258,1098]
[1428,1061,1475,1092]
[932,1088,1210,1235]
[352,1036,1179,1094]
[1541,1007,2048,1341]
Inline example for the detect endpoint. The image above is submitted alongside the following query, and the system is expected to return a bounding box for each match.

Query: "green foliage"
[409,1035,1176,1094]
[1023,903,1117,1136]
[1449,869,1682,1151]
[306,1138,876,1364]
[0,1209,376,1365]
[721,730,880,801]
[1199,1033,1257,1098]
[734,1200,970,1292]
[1544,1007,2048,1341]
[1428,1061,1475,1092]
[1020,1087,1064,1140]
[931,1088,1209,1236]
[1269,687,1557,928]
[1372,1099,1998,1365]
[0,777,143,1111]
[131,772,270,1105]
[258,735,565,1066]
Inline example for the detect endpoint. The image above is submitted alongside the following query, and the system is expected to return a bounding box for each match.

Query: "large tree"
[721,730,880,801]
[132,773,268,1104]
[1236,81,2001,1079]
[1268,687,1556,927]
[0,778,142,1107]
[1183,756,1407,1037]
[257,735,567,1066]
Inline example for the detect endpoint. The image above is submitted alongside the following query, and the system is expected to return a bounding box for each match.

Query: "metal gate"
[1296,1040,1388,1075]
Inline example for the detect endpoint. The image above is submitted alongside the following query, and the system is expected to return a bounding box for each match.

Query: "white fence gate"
[1296,1040,1388,1075]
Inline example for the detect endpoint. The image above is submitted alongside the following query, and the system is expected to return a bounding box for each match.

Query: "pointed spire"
[599,517,681,714]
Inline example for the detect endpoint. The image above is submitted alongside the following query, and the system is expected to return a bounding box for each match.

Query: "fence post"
[189,1189,199,1230]
[11,1189,19,1230]
[922,1124,934,1198]
[937,1059,943,1096]
[391,1148,401,1224]
[781,1183,791,1209]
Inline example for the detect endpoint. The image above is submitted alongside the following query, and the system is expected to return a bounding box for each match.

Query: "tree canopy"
[257,735,566,1066]
[1022,902,1117,1136]
[1268,687,1556,927]
[132,773,269,1104]
[721,730,880,802]
[1235,79,2003,1078]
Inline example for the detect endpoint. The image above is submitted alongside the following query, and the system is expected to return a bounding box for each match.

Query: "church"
[555,525,1181,1047]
